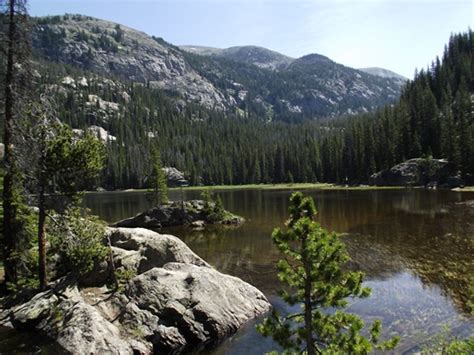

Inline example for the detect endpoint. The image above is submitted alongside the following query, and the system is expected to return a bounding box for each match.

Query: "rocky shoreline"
[0,227,270,354]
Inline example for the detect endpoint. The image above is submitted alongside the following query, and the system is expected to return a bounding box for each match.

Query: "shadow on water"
[83,188,474,353]
[0,326,64,354]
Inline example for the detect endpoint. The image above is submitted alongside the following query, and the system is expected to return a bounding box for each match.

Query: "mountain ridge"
[32,14,404,121]
[180,44,406,81]
[180,44,294,70]
[358,67,407,84]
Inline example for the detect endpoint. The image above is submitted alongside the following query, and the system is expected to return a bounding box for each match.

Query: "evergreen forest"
[27,30,473,189]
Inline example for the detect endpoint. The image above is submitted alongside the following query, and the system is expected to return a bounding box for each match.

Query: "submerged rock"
[112,200,244,229]
[0,227,270,354]
[369,158,464,188]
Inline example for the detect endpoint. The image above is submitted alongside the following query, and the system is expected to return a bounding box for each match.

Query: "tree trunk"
[303,238,315,355]
[38,186,47,290]
[2,0,18,287]
[106,234,119,290]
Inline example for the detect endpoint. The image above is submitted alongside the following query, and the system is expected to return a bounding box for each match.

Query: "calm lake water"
[84,188,474,354]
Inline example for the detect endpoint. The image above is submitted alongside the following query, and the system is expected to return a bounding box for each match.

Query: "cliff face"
[33,15,230,110]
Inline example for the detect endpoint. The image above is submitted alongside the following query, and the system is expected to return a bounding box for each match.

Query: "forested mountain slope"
[32,14,403,121]
[32,30,473,189]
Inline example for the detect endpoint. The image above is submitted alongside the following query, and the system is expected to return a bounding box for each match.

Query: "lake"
[84,188,474,353]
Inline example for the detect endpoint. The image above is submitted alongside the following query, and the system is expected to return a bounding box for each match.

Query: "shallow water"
[85,188,474,353]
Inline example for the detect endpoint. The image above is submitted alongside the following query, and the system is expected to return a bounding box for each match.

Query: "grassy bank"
[87,183,474,194]
[452,186,474,192]
[169,183,406,192]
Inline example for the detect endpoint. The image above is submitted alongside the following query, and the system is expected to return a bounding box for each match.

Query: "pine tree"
[22,96,105,290]
[1,0,30,288]
[257,192,399,353]
[148,147,168,205]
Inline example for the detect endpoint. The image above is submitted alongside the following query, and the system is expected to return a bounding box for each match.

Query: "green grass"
[169,183,406,192]
[86,183,474,194]
[452,186,474,192]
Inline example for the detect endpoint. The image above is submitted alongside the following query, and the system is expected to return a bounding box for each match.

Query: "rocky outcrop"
[369,158,465,188]
[73,125,117,142]
[0,227,271,354]
[163,167,189,187]
[113,200,244,229]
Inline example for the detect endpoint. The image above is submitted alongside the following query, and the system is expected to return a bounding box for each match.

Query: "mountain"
[33,15,231,110]
[358,67,406,80]
[178,45,223,56]
[180,45,294,70]
[32,14,403,121]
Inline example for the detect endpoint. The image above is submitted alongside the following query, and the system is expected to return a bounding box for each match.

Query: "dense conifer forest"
[29,30,472,189]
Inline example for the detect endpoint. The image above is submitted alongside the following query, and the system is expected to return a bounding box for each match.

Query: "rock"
[1,227,270,353]
[6,280,133,354]
[120,91,131,103]
[108,227,210,273]
[45,298,133,354]
[78,77,88,87]
[10,291,59,330]
[73,125,117,142]
[163,167,189,187]
[121,262,271,350]
[78,259,111,287]
[87,125,117,142]
[86,95,120,112]
[112,200,244,228]
[150,325,187,353]
[369,158,461,187]
[441,175,465,188]
[61,76,76,88]
[191,220,206,229]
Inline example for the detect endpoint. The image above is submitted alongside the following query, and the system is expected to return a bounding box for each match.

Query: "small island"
[113,199,244,229]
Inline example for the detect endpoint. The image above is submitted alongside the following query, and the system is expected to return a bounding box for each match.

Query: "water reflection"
[84,188,474,352]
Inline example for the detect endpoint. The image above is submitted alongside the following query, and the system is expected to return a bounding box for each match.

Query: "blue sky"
[30,0,473,78]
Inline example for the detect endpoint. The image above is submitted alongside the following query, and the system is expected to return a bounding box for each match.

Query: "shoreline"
[86,183,474,194]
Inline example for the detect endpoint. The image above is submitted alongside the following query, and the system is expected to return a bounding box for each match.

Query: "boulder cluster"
[0,228,270,354]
